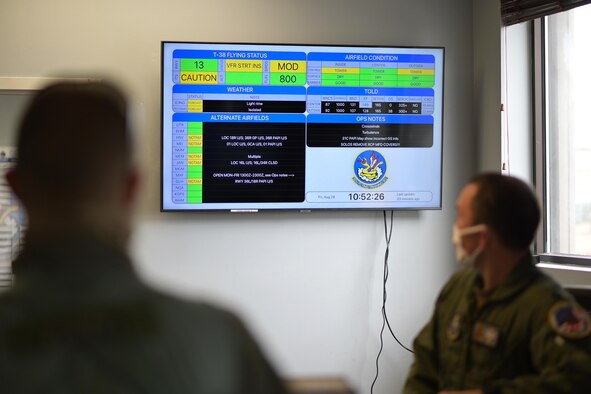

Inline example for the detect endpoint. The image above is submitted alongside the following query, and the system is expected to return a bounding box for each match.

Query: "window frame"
[532,17,591,267]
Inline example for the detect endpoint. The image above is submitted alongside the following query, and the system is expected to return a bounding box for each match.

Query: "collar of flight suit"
[472,252,538,308]
[11,232,141,297]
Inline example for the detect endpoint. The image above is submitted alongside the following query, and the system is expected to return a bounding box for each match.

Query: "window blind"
[0,153,26,292]
[501,0,591,25]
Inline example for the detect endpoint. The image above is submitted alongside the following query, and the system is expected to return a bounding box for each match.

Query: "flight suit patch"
[548,301,591,339]
[472,321,500,348]
[447,312,463,342]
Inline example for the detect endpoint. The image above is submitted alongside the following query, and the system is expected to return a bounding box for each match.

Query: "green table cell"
[187,147,203,154]
[226,72,263,85]
[188,129,202,135]
[322,73,360,82]
[187,122,203,129]
[180,59,219,72]
[359,68,398,76]
[359,80,399,87]
[398,75,435,83]
[397,80,435,87]
[269,72,306,86]
[187,196,202,204]
[359,74,397,82]
[187,184,203,192]
[188,166,203,174]
[321,79,360,87]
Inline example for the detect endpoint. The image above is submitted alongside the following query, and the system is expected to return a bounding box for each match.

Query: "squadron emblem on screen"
[353,150,388,189]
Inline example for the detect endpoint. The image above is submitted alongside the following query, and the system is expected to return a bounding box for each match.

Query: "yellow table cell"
[187,178,203,185]
[188,99,203,110]
[397,68,435,76]
[270,61,307,73]
[188,159,203,166]
[225,60,263,72]
[322,67,360,74]
[188,135,203,141]
[188,140,203,147]
[188,153,202,160]
[180,72,219,84]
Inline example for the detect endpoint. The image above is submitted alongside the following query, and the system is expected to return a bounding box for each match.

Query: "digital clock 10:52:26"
[348,192,385,201]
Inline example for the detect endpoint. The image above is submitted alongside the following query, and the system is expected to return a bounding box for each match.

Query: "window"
[534,3,591,264]
[0,77,93,291]
[0,149,22,292]
[0,91,28,291]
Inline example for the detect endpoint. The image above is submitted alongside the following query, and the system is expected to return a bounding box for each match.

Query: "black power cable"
[370,210,413,394]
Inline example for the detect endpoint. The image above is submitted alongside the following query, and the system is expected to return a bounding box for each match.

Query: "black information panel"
[320,101,422,114]
[203,100,306,113]
[307,122,433,148]
[174,115,307,203]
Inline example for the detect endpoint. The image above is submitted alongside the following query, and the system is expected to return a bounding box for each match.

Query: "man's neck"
[24,208,130,254]
[478,248,528,293]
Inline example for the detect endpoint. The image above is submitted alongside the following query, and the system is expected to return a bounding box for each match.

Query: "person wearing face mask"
[402,173,591,394]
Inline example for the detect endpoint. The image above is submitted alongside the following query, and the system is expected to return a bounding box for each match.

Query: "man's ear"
[480,226,496,247]
[5,168,25,203]
[122,168,140,207]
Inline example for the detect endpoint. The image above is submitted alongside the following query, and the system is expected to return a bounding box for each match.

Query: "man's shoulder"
[146,288,248,335]
[502,265,588,334]
[0,288,33,322]
[144,290,270,373]
[523,267,575,304]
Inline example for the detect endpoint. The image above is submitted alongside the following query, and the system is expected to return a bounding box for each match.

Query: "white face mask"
[452,224,487,266]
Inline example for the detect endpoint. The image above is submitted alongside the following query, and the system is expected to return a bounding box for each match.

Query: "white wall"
[0,1,476,392]
[474,0,502,173]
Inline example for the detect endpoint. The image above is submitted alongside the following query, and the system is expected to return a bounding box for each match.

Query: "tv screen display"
[161,42,444,211]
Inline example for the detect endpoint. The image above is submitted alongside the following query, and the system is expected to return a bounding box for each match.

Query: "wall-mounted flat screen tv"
[161,42,444,212]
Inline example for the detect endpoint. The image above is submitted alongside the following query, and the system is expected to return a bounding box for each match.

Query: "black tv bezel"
[160,41,445,213]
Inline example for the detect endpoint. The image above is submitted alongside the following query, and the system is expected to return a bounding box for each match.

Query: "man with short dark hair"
[0,82,286,393]
[403,173,591,394]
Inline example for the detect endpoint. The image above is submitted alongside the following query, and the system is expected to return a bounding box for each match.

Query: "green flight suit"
[0,234,286,394]
[403,253,591,394]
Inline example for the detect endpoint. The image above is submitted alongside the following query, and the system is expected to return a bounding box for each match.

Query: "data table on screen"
[162,43,444,211]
